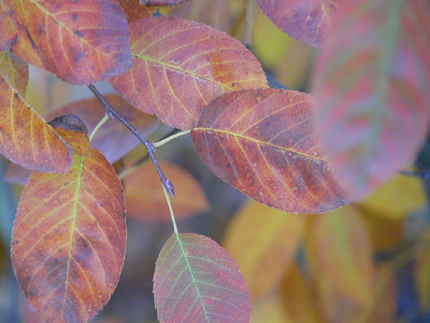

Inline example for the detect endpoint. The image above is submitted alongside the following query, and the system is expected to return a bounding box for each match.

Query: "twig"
[87,84,175,197]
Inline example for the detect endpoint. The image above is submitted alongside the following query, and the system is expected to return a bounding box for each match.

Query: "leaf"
[11,128,127,323]
[255,0,340,47]
[23,299,44,323]
[250,291,292,323]
[191,88,353,214]
[117,0,155,23]
[357,173,427,220]
[0,69,72,173]
[311,0,430,196]
[142,0,192,6]
[5,0,131,84]
[4,162,32,185]
[109,16,268,130]
[281,264,323,323]
[414,228,430,314]
[154,233,251,323]
[223,199,304,300]
[306,206,374,313]
[124,159,210,223]
[48,94,159,164]
[0,50,28,95]
[0,0,18,50]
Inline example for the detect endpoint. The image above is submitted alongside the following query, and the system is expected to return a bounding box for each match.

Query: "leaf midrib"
[193,127,325,162]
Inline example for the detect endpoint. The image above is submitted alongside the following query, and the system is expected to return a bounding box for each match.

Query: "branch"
[87,84,175,198]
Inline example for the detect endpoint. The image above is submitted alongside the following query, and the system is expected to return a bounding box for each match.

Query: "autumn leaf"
[0,69,72,173]
[306,206,374,319]
[11,128,126,323]
[0,51,28,95]
[124,159,209,223]
[414,228,430,314]
[154,233,251,323]
[48,95,159,164]
[142,0,192,6]
[191,88,353,214]
[223,199,304,300]
[255,0,340,47]
[250,291,292,323]
[109,16,267,130]
[311,0,430,196]
[23,299,44,323]
[0,0,18,51]
[117,0,155,23]
[4,0,131,84]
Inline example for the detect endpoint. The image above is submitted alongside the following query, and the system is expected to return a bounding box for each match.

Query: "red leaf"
[154,233,251,323]
[256,0,340,47]
[117,0,155,23]
[48,95,159,164]
[11,136,127,323]
[191,88,353,214]
[124,159,209,223]
[0,0,18,50]
[311,0,430,195]
[5,0,131,84]
[109,17,267,130]
[23,299,44,323]
[0,69,72,173]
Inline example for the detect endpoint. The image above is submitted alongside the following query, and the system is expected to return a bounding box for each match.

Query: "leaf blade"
[154,233,251,323]
[191,88,353,214]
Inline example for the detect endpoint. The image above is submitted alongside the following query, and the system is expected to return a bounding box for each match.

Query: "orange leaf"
[0,69,72,173]
[48,95,159,164]
[256,0,340,47]
[0,0,18,50]
[5,0,131,84]
[117,0,155,23]
[311,0,430,195]
[223,199,305,300]
[306,206,374,318]
[124,159,209,223]
[281,264,323,323]
[0,51,28,95]
[109,16,267,130]
[11,131,126,323]
[191,88,354,214]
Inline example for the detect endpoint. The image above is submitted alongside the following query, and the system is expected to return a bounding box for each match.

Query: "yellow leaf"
[415,227,430,313]
[223,199,305,300]
[357,174,427,219]
[250,291,292,323]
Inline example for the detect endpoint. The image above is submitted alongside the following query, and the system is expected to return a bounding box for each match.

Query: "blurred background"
[2,1,430,322]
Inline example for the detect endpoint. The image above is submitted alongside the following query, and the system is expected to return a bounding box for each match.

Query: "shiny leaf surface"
[154,233,251,323]
[48,95,159,164]
[191,88,353,213]
[256,0,340,47]
[109,16,267,130]
[0,69,72,173]
[311,0,430,195]
[223,199,304,300]
[12,130,126,323]
[5,0,131,84]
[124,159,209,223]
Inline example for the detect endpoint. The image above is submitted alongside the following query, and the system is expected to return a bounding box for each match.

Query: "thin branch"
[87,84,175,197]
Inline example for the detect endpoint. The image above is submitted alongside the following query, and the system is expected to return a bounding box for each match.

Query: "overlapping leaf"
[256,0,340,47]
[0,0,17,51]
[48,95,159,164]
[191,88,353,214]
[117,0,155,23]
[306,206,374,319]
[223,199,304,300]
[311,0,430,196]
[109,16,267,130]
[0,51,28,95]
[3,0,131,84]
[124,159,209,222]
[0,67,72,173]
[154,233,251,323]
[11,128,126,323]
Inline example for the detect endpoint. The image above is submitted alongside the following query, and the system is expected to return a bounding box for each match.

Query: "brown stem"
[87,84,175,198]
